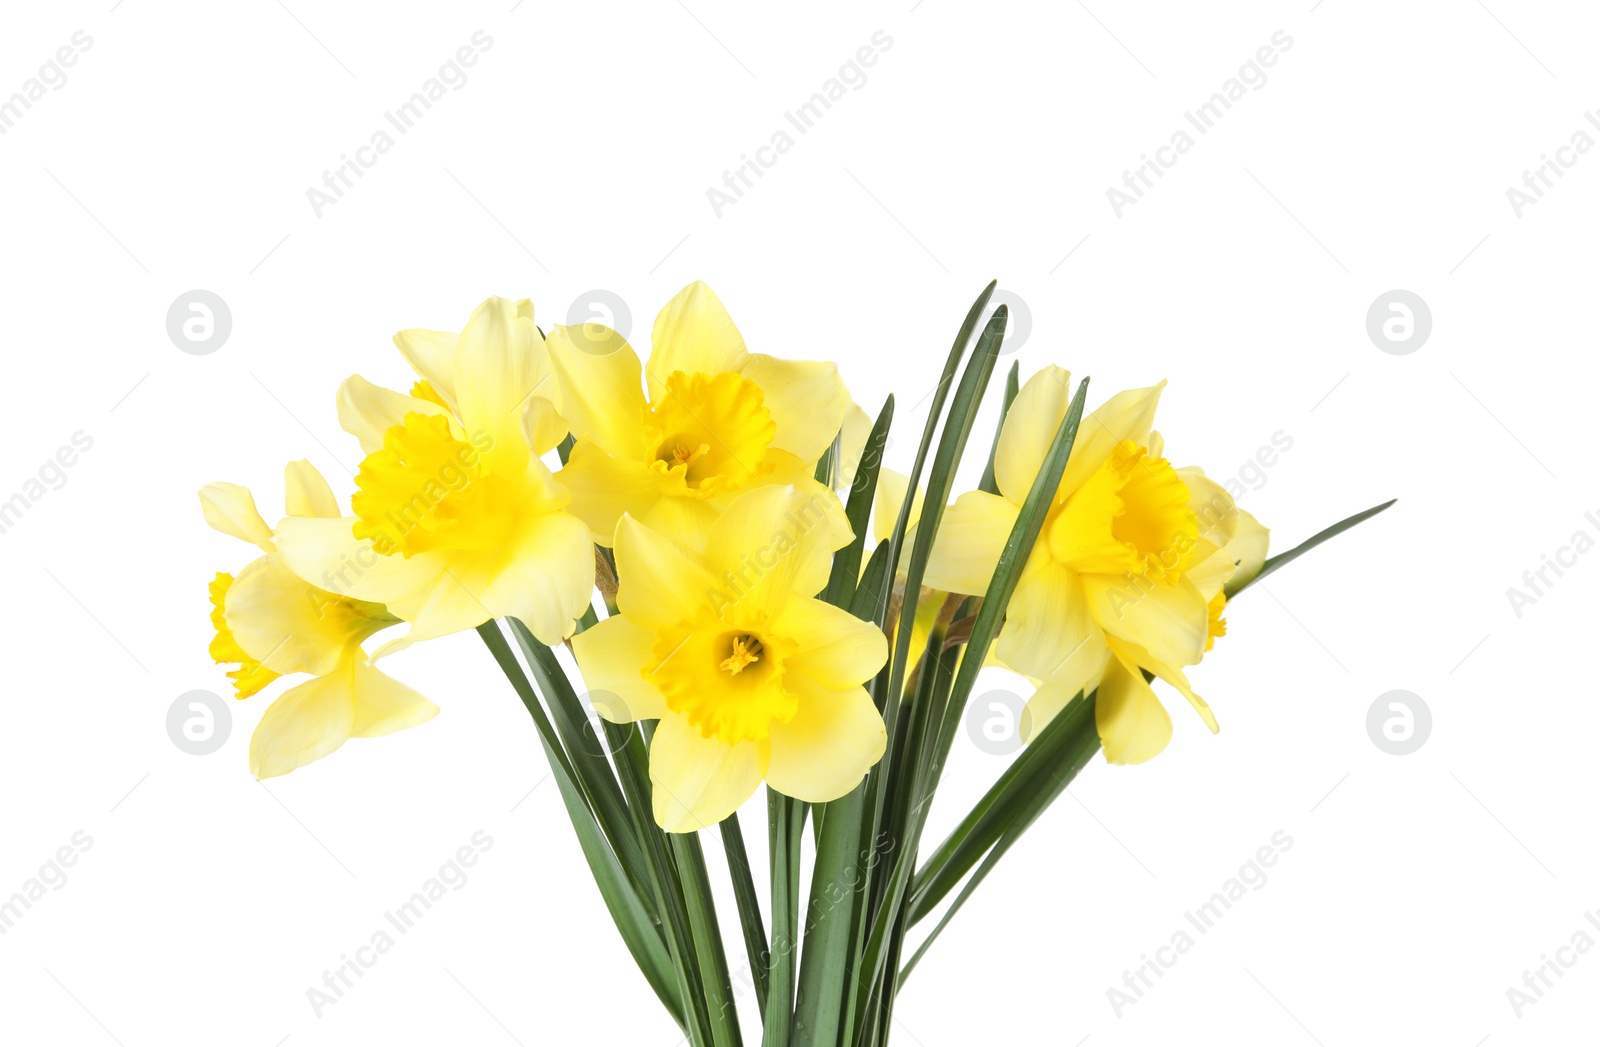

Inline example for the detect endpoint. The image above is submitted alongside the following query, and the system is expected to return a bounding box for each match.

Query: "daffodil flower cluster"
[199,281,1385,1045]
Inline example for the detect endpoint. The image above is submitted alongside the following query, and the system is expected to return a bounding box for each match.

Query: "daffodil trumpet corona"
[197,280,1391,1044]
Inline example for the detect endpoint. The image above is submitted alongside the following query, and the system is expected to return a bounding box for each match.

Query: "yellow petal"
[274,515,450,607]
[924,490,1018,595]
[738,354,851,467]
[336,374,450,455]
[392,327,459,408]
[649,713,768,832]
[994,364,1072,507]
[765,676,885,803]
[1082,572,1208,668]
[996,561,1108,692]
[637,495,723,551]
[702,484,849,618]
[284,460,340,519]
[557,439,663,545]
[1095,657,1173,765]
[452,297,559,463]
[250,664,357,779]
[224,555,378,675]
[199,482,275,552]
[397,509,593,648]
[1020,675,1098,745]
[647,282,749,401]
[349,660,439,737]
[208,571,281,698]
[836,402,875,491]
[571,615,671,722]
[1178,467,1239,553]
[871,468,924,548]
[1222,508,1270,593]
[545,324,650,459]
[773,596,888,689]
[613,515,719,630]
[1109,636,1218,733]
[1058,383,1165,497]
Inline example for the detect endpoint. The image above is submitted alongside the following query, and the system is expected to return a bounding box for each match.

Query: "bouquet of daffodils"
[200,282,1387,1044]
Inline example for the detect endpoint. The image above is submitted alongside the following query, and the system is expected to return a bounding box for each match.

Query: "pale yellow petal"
[336,374,450,455]
[924,490,1018,595]
[765,676,885,803]
[614,514,720,629]
[250,665,356,779]
[396,509,593,647]
[284,460,340,519]
[739,354,851,466]
[774,596,888,689]
[647,282,749,401]
[1222,508,1270,593]
[199,482,274,552]
[636,495,724,552]
[392,327,459,407]
[557,440,663,545]
[349,660,439,737]
[572,615,671,722]
[871,468,924,549]
[1095,657,1172,765]
[224,555,358,675]
[452,297,558,463]
[1108,636,1218,734]
[274,516,450,608]
[545,324,650,459]
[522,396,570,458]
[1178,467,1239,552]
[1059,383,1165,496]
[1082,572,1208,668]
[650,713,768,832]
[1019,676,1099,745]
[702,484,849,618]
[996,560,1108,692]
[994,364,1072,507]
[836,402,875,491]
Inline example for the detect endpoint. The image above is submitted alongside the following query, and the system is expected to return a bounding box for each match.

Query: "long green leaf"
[719,813,770,1016]
[763,791,806,1045]
[673,832,743,1047]
[794,542,895,1047]
[825,395,895,610]
[1227,498,1397,598]
[855,374,1090,1025]
[908,683,1098,924]
[476,623,684,1029]
[897,693,1099,989]
[507,619,654,912]
[976,361,1020,496]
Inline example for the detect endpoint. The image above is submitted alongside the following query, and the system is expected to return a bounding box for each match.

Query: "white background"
[0,0,1593,1044]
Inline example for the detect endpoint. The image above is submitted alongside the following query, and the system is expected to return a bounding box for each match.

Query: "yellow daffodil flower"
[543,281,853,548]
[273,297,594,648]
[201,461,437,779]
[573,484,886,832]
[924,366,1268,764]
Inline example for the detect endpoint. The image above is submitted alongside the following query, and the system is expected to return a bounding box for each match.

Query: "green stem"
[720,812,770,1016]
